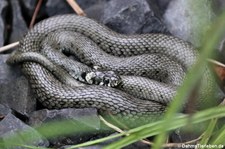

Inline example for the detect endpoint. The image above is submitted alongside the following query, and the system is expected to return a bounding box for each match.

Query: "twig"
[208,59,225,68]
[99,115,157,145]
[99,116,203,148]
[99,116,125,134]
[0,42,19,53]
[0,0,43,53]
[66,0,86,16]
[208,58,225,82]
[29,0,43,28]
[0,0,86,53]
[164,134,203,148]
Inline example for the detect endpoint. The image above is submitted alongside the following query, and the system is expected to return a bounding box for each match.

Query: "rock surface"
[213,0,225,14]
[164,0,215,47]
[45,0,74,16]
[0,54,35,115]
[0,113,49,149]
[20,0,47,22]
[85,3,106,21]
[0,104,12,117]
[19,0,37,18]
[154,0,172,13]
[29,108,102,147]
[76,0,108,10]
[60,145,102,149]
[101,0,168,34]
[29,108,100,127]
[9,0,28,44]
[0,0,8,47]
[45,0,107,17]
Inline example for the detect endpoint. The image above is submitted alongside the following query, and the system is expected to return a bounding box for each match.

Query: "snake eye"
[114,80,119,86]
[104,79,110,86]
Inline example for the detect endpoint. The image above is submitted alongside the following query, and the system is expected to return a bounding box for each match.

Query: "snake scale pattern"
[7,15,215,125]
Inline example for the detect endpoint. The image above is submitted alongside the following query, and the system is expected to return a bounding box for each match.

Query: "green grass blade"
[152,7,225,149]
[210,124,225,145]
[0,119,102,149]
[103,106,225,149]
[199,118,218,145]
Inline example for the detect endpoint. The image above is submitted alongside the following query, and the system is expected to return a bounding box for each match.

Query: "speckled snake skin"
[7,15,215,124]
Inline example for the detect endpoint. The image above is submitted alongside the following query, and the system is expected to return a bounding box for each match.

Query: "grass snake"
[7,14,216,125]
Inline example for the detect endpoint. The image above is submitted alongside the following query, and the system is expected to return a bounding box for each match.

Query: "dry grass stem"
[208,59,225,68]
[0,42,19,53]
[0,0,43,53]
[99,116,126,134]
[29,0,43,28]
[99,115,153,145]
[99,116,203,148]
[66,0,86,16]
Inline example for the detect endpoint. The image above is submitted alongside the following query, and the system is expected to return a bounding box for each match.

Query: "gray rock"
[0,54,36,115]
[19,0,37,18]
[29,108,102,147]
[60,145,102,149]
[0,104,12,117]
[45,0,74,16]
[164,0,215,46]
[217,0,225,7]
[0,113,49,149]
[61,142,149,149]
[76,0,108,10]
[101,0,168,34]
[123,142,149,149]
[60,133,150,149]
[99,133,149,149]
[9,0,28,44]
[29,108,100,128]
[154,0,172,13]
[0,0,8,47]
[169,129,201,147]
[85,3,106,21]
[213,0,225,14]
[45,0,108,17]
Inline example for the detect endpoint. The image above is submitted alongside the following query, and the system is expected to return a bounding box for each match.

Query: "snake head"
[85,71,121,87]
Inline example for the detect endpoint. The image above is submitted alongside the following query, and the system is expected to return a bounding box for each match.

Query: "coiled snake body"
[8,15,215,125]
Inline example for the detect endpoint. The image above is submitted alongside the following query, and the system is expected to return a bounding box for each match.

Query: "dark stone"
[29,108,99,127]
[29,108,102,147]
[9,0,28,44]
[19,0,47,23]
[0,104,12,117]
[76,0,108,10]
[101,0,168,34]
[60,145,102,149]
[98,132,149,149]
[45,0,74,16]
[0,54,36,116]
[0,0,8,47]
[61,143,149,149]
[60,132,150,149]
[213,0,225,14]
[163,0,215,46]
[124,142,149,149]
[154,0,172,13]
[169,129,200,149]
[85,3,106,21]
[19,0,37,19]
[45,0,107,17]
[0,113,49,149]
